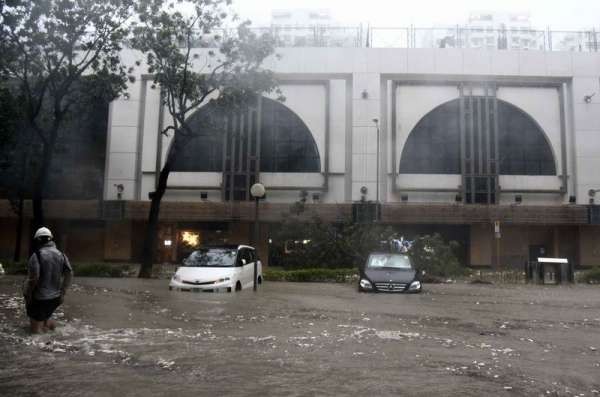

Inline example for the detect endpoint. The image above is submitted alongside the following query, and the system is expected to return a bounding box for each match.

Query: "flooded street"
[1,276,599,396]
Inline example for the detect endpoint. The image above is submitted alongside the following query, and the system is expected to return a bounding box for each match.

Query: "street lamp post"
[373,118,380,218]
[250,183,266,291]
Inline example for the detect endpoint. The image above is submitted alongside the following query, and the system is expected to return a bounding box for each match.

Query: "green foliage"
[131,0,281,136]
[0,86,20,155]
[408,233,467,278]
[264,268,357,283]
[579,267,600,284]
[1,260,27,275]
[0,0,132,226]
[270,214,394,269]
[131,0,280,275]
[1,260,131,277]
[73,263,131,278]
[272,209,467,279]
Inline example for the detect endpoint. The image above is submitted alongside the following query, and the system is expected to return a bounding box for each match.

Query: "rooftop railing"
[198,26,600,52]
[369,27,599,51]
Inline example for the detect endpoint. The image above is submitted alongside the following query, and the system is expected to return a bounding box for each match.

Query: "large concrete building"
[2,43,600,268]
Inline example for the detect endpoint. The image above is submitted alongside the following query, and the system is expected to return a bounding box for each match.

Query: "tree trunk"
[13,194,24,262]
[138,154,174,278]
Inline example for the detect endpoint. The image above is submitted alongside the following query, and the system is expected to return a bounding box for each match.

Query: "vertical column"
[351,73,382,202]
[104,80,144,201]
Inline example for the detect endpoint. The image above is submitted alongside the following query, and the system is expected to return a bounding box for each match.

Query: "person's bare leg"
[30,319,43,334]
[44,319,56,331]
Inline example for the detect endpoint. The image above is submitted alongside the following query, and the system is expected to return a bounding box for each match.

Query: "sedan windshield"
[184,249,237,267]
[367,254,413,269]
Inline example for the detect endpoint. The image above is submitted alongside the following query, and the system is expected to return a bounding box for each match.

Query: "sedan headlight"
[409,280,421,291]
[172,274,181,282]
[359,279,373,290]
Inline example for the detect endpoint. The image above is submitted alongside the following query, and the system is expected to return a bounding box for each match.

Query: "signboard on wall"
[494,220,501,239]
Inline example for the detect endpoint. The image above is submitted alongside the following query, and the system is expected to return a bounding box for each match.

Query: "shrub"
[409,233,467,278]
[73,263,131,278]
[1,261,28,275]
[579,267,600,284]
[0,260,131,278]
[264,268,357,283]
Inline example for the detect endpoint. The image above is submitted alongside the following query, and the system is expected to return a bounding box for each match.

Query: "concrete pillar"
[351,72,382,202]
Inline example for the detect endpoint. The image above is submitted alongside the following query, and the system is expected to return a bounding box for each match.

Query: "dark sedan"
[358,252,422,293]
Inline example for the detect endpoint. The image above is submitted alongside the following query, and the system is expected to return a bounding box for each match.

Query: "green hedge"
[73,263,132,278]
[0,261,27,275]
[264,268,358,283]
[579,267,600,284]
[0,260,132,278]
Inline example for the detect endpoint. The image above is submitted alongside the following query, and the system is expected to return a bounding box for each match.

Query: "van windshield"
[184,249,237,267]
[367,254,413,269]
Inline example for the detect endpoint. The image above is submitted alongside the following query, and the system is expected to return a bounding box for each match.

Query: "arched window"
[497,103,556,175]
[399,98,556,175]
[171,98,320,172]
[399,100,461,174]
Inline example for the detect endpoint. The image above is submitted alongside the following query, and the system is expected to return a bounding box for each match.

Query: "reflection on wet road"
[1,277,599,396]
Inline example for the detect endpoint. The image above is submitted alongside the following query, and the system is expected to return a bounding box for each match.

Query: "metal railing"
[187,26,599,51]
[369,26,599,51]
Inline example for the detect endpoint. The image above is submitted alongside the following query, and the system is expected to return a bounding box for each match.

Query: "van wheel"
[235,281,242,291]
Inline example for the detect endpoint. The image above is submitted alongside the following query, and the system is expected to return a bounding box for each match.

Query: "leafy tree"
[0,85,31,261]
[271,205,394,269]
[131,0,280,277]
[272,206,466,278]
[408,233,466,278]
[0,0,132,229]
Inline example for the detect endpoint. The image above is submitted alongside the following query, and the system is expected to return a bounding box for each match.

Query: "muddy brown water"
[1,276,599,396]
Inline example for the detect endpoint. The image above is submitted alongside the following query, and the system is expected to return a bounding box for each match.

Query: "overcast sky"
[231,0,600,30]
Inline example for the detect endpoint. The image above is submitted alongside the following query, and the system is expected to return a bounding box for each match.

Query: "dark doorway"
[528,245,547,262]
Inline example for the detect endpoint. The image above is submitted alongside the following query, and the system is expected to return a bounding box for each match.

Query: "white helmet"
[34,227,53,239]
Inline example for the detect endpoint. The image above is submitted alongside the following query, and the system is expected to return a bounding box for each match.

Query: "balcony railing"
[195,26,600,52]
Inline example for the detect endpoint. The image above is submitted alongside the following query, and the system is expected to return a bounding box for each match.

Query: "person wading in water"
[23,227,73,334]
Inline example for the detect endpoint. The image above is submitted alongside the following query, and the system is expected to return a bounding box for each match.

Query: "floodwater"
[1,276,599,396]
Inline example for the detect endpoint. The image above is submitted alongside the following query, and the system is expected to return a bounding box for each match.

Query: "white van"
[169,245,262,292]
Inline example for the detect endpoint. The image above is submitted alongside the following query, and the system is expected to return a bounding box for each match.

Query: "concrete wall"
[105,48,600,206]
[579,225,600,267]
[104,221,132,261]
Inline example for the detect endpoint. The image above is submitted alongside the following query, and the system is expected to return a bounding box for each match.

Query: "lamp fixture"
[114,184,124,200]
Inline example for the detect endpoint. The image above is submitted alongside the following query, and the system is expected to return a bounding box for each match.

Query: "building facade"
[2,46,600,267]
